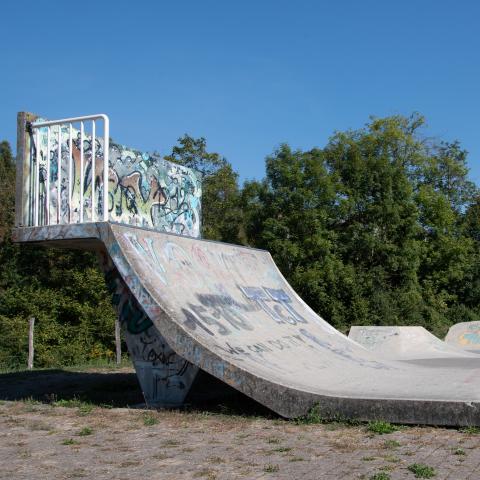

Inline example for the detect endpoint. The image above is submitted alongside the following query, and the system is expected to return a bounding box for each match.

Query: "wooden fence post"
[28,317,35,370]
[115,318,121,365]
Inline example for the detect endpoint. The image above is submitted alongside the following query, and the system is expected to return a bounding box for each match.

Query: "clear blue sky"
[1,1,479,184]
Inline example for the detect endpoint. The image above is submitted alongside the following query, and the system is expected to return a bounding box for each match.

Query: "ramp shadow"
[0,368,276,418]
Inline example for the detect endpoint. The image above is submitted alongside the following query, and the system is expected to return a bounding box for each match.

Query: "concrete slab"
[445,321,480,353]
[348,326,478,361]
[12,223,480,426]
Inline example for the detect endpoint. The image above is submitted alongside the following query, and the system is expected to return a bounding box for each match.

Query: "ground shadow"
[0,368,277,418]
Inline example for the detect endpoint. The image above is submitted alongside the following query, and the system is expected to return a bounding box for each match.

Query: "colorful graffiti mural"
[32,123,202,237]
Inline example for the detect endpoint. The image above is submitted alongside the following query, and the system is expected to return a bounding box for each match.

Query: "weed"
[208,456,224,464]
[193,469,216,479]
[272,446,291,453]
[53,397,94,416]
[383,439,401,449]
[61,439,79,446]
[459,426,480,434]
[362,456,376,461]
[266,437,280,444]
[142,413,158,426]
[367,421,398,434]
[289,456,304,462]
[152,452,172,460]
[263,464,279,473]
[453,448,466,455]
[407,463,436,478]
[77,427,93,436]
[370,473,391,480]
[162,439,180,447]
[383,455,400,463]
[294,403,360,426]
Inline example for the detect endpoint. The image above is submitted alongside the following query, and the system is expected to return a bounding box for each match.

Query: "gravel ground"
[0,368,479,480]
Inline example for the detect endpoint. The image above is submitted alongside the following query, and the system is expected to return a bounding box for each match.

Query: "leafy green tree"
[0,141,15,240]
[242,115,480,335]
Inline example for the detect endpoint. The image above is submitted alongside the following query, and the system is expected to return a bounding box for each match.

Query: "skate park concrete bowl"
[349,326,479,362]
[446,322,480,353]
[13,222,480,427]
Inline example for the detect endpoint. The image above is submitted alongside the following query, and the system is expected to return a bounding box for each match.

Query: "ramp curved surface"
[446,322,480,353]
[14,223,480,426]
[349,326,478,361]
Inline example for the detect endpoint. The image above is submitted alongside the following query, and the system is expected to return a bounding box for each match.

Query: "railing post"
[103,116,109,221]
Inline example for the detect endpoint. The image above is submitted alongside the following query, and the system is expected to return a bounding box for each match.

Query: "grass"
[272,446,291,453]
[408,463,436,478]
[459,426,480,434]
[263,464,279,473]
[77,427,93,437]
[266,437,281,444]
[367,421,398,434]
[369,473,391,480]
[52,397,94,416]
[162,439,180,447]
[383,439,401,448]
[294,403,361,426]
[61,438,79,445]
[142,413,158,426]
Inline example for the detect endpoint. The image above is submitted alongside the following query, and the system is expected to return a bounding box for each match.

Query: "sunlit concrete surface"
[349,326,478,361]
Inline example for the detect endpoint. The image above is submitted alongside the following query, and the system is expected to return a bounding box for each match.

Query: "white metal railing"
[30,114,110,226]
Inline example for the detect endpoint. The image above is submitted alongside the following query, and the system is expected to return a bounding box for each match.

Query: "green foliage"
[0,141,117,370]
[459,426,480,434]
[370,473,391,480]
[142,413,158,426]
[367,421,398,434]
[77,426,93,436]
[242,114,480,335]
[407,463,436,478]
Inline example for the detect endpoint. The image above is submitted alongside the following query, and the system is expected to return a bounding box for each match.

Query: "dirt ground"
[0,367,479,480]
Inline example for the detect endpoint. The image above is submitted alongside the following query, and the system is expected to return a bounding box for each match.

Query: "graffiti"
[31,123,202,237]
[217,334,309,357]
[182,285,307,336]
[99,252,199,403]
[240,286,307,325]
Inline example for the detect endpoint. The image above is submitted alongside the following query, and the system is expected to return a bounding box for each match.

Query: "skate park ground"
[0,365,479,480]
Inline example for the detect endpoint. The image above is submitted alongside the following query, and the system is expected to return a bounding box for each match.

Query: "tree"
[0,141,15,240]
[242,115,480,335]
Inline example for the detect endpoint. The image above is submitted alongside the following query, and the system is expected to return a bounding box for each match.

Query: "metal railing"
[30,114,110,226]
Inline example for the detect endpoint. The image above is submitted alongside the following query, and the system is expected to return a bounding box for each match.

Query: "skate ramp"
[349,326,478,361]
[13,222,480,426]
[446,322,480,353]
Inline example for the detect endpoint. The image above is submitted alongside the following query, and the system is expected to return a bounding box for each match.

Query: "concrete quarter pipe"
[14,222,480,426]
[349,326,479,361]
[13,112,480,426]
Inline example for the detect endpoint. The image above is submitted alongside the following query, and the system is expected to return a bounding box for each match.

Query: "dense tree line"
[0,113,479,369]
